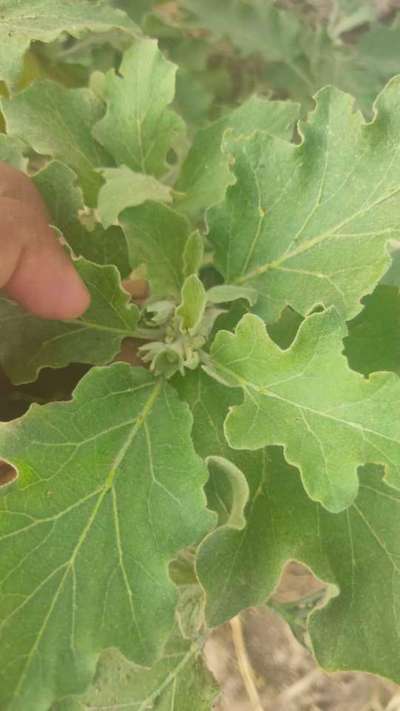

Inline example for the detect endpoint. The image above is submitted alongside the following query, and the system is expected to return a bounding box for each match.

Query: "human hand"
[0,162,90,319]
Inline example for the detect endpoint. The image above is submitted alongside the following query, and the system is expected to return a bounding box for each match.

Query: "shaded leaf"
[0,259,139,384]
[0,135,27,171]
[198,446,400,682]
[205,456,249,529]
[33,161,131,277]
[0,0,139,87]
[3,81,110,205]
[120,203,191,299]
[178,371,400,681]
[0,365,213,708]
[345,285,400,376]
[56,627,217,710]
[180,0,303,63]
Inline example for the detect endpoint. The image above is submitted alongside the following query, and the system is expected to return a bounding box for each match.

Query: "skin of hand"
[0,161,90,319]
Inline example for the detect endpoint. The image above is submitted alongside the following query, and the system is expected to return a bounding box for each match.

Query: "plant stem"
[230,615,264,711]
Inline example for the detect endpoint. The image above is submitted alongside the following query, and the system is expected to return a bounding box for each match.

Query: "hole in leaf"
[0,461,17,488]
[167,147,178,165]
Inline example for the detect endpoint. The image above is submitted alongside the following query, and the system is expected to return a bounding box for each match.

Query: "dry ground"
[206,564,400,711]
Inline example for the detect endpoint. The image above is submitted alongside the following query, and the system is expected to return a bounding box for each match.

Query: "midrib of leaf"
[47,97,103,176]
[4,379,162,698]
[246,382,399,447]
[134,64,146,173]
[233,148,400,286]
[211,359,400,449]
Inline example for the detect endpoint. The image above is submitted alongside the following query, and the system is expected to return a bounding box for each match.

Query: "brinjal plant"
[1,1,400,708]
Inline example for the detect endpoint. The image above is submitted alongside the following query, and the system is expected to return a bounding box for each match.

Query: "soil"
[206,563,400,711]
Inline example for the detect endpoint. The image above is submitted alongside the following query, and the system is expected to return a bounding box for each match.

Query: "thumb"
[0,162,90,320]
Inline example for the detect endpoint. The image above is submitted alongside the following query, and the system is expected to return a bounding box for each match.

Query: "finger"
[0,163,90,319]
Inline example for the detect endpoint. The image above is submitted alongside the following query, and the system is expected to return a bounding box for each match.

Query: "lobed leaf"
[2,81,110,205]
[180,0,303,64]
[93,38,185,178]
[208,308,400,512]
[199,446,400,682]
[0,364,214,709]
[345,285,400,376]
[208,81,400,322]
[0,259,139,384]
[97,166,172,228]
[33,161,131,276]
[56,628,217,710]
[176,96,299,218]
[0,0,139,87]
[179,371,400,681]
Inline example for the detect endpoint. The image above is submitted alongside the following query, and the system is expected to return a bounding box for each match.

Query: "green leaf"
[205,456,249,529]
[358,25,400,83]
[177,275,207,334]
[174,369,259,494]
[176,584,206,641]
[33,161,131,277]
[176,96,299,217]
[120,203,191,299]
[208,82,400,323]
[180,0,303,63]
[178,371,400,680]
[209,308,400,513]
[345,285,400,376]
[0,135,27,171]
[0,365,213,708]
[183,231,204,278]
[3,81,110,205]
[93,39,185,177]
[0,0,139,87]
[97,166,173,228]
[206,284,258,306]
[328,0,377,37]
[0,259,139,384]
[33,161,84,239]
[198,447,400,682]
[110,0,159,24]
[57,627,217,710]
